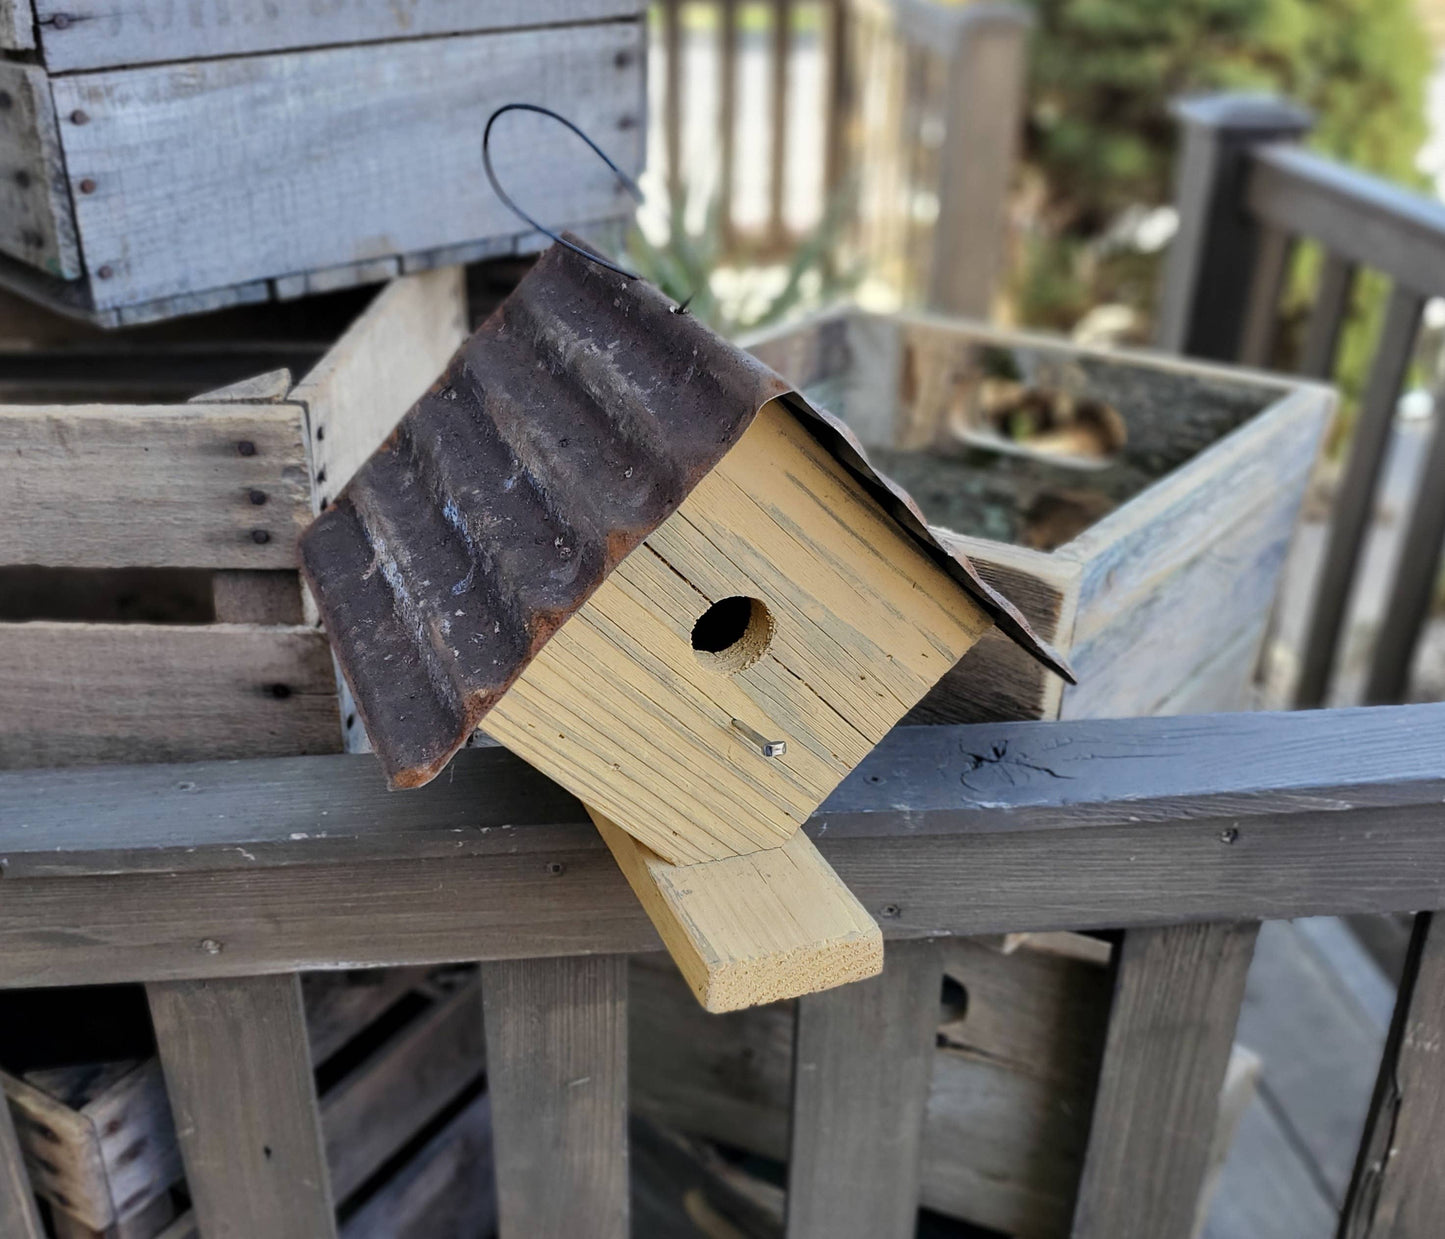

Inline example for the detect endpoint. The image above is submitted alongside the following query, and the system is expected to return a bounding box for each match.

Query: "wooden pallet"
[0,265,468,770]
[1,967,491,1239]
[0,2,641,325]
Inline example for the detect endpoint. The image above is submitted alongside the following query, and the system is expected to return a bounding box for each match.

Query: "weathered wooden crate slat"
[2,967,488,1237]
[0,9,642,324]
[743,309,1334,725]
[0,265,467,769]
[24,0,641,72]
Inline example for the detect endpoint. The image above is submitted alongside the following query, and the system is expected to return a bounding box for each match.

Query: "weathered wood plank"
[0,60,78,279]
[631,938,1112,1238]
[910,532,1079,724]
[0,622,339,770]
[341,1092,495,1239]
[786,940,942,1238]
[32,0,642,71]
[1072,922,1259,1239]
[0,403,310,569]
[1339,912,1445,1239]
[293,268,468,510]
[51,1191,176,1239]
[1063,384,1329,718]
[0,1086,43,1239]
[51,24,644,310]
[0,709,1444,987]
[480,955,628,1239]
[147,974,336,1239]
[321,973,483,1201]
[210,570,304,625]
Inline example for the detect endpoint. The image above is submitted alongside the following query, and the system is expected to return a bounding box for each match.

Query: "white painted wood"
[293,267,468,510]
[0,60,79,277]
[33,0,643,72]
[52,20,645,309]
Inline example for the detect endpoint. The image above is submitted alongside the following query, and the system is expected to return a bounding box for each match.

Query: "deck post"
[1156,94,1313,360]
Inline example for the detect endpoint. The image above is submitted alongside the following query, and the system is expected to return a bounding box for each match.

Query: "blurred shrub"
[1013,0,1433,382]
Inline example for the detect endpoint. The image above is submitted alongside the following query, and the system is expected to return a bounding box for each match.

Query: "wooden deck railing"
[1157,95,1445,710]
[649,0,1031,315]
[2,704,1443,1237]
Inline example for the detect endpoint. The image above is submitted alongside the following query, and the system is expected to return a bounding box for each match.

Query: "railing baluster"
[147,974,336,1239]
[0,1086,43,1239]
[785,939,941,1239]
[769,0,793,249]
[481,955,628,1239]
[1238,223,1294,368]
[663,0,683,206]
[1070,923,1259,1239]
[1297,284,1424,708]
[1301,252,1357,379]
[823,0,851,201]
[1364,400,1445,703]
[719,0,739,248]
[1339,912,1445,1237]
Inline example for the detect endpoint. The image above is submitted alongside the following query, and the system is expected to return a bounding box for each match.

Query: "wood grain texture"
[0,402,310,569]
[0,622,339,769]
[51,24,644,309]
[341,1092,495,1239]
[480,954,628,1239]
[147,974,336,1239]
[33,0,643,71]
[1072,922,1259,1239]
[190,367,293,404]
[630,944,1109,1239]
[2,708,1445,985]
[786,940,943,1238]
[1061,383,1330,718]
[210,570,304,625]
[294,267,467,509]
[486,400,991,863]
[592,809,881,1011]
[1339,912,1445,1239]
[321,974,483,1200]
[0,61,79,279]
[910,531,1080,723]
[0,1086,43,1239]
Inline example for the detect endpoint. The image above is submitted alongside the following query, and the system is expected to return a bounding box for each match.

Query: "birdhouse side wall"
[482,400,991,866]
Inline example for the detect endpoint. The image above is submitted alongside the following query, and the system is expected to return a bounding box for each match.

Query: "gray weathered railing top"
[2,704,1442,988]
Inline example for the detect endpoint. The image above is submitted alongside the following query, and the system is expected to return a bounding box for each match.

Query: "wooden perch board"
[590,809,883,1012]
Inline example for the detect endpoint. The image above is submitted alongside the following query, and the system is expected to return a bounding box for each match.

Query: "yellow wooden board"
[591,809,883,1012]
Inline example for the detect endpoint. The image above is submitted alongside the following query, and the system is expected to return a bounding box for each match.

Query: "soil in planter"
[822,340,1279,552]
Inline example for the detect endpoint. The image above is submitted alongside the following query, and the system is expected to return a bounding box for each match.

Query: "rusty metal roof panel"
[300,240,1072,790]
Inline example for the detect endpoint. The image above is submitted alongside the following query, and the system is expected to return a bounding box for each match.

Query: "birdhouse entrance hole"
[691,595,773,675]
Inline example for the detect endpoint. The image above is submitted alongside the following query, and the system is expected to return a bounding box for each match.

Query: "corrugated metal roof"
[301,240,1072,790]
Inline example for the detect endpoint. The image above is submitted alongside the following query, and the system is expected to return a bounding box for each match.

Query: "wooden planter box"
[0,1,642,325]
[0,266,470,769]
[2,967,491,1239]
[745,309,1334,724]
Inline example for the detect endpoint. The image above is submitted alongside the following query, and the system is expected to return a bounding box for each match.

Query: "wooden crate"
[744,309,1335,724]
[633,945,1259,1239]
[1,967,492,1239]
[0,265,469,770]
[0,1,642,325]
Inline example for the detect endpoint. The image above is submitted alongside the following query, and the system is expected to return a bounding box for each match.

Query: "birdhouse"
[301,240,1069,1009]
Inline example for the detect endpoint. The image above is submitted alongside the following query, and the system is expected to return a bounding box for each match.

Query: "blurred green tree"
[1014,0,1433,353]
